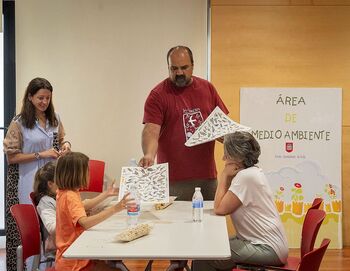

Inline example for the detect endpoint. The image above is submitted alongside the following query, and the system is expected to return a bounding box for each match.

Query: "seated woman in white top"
[193,131,288,271]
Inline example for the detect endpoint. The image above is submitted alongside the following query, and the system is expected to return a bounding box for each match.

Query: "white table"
[63,201,231,270]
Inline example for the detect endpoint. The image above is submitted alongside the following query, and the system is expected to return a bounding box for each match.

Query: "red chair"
[310,197,323,210]
[29,191,37,206]
[80,159,105,192]
[299,208,326,258]
[29,192,45,249]
[234,238,330,271]
[10,204,55,271]
[298,238,330,271]
[236,208,326,271]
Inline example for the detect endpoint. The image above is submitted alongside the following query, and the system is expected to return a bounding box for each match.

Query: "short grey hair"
[224,131,261,168]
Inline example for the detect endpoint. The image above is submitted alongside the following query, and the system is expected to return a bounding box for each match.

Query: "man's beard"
[174,75,189,87]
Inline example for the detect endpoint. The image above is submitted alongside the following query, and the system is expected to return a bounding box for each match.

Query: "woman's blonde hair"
[55,152,89,190]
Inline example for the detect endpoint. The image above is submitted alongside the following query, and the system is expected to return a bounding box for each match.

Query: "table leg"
[166,260,191,271]
[144,260,153,271]
[115,260,129,271]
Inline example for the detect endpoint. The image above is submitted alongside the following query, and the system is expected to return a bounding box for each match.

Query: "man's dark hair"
[167,46,194,65]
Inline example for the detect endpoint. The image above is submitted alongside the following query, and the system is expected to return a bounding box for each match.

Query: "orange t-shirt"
[55,189,90,270]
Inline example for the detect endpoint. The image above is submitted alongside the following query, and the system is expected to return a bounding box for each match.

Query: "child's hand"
[106,179,119,197]
[115,192,133,212]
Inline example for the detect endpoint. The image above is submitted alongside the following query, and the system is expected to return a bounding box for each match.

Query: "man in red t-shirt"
[140,45,228,201]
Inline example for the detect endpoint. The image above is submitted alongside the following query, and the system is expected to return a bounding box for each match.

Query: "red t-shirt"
[143,76,229,182]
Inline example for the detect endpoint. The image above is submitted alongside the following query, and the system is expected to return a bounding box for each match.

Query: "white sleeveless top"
[229,167,288,263]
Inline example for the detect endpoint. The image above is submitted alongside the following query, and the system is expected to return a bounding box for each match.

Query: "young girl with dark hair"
[33,161,58,255]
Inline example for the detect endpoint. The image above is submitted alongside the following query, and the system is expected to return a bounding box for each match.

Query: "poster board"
[185,106,251,147]
[240,87,342,248]
[118,163,169,204]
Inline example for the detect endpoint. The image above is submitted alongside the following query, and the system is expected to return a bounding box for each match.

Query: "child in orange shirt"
[55,152,131,271]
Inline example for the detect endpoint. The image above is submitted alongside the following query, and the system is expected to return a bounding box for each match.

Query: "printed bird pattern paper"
[185,106,251,147]
[118,163,169,203]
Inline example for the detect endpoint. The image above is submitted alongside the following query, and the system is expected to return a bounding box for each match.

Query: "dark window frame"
[1,0,16,236]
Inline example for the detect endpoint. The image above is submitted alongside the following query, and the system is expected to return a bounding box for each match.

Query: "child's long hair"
[55,152,89,190]
[33,161,57,205]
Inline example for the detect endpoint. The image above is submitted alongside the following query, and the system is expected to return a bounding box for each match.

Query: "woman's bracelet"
[62,140,72,148]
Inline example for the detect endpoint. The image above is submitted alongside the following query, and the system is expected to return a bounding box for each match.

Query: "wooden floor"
[1,247,350,270]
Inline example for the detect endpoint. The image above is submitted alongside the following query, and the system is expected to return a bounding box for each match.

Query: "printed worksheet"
[185,106,251,147]
[118,163,169,203]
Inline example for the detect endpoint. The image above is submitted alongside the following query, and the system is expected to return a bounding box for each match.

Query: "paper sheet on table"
[185,106,251,147]
[118,163,169,204]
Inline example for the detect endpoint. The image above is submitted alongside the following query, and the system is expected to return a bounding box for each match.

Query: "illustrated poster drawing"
[118,163,169,204]
[240,87,342,249]
[185,106,251,147]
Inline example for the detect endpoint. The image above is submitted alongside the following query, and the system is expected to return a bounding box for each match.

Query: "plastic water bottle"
[126,154,141,227]
[192,187,204,222]
[127,183,140,226]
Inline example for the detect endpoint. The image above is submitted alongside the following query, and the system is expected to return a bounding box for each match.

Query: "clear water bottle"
[192,187,204,222]
[127,184,140,226]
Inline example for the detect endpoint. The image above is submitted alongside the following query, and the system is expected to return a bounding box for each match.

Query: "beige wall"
[211,0,350,246]
[15,0,208,184]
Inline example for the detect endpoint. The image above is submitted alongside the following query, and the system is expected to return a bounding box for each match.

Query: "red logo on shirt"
[183,108,203,140]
